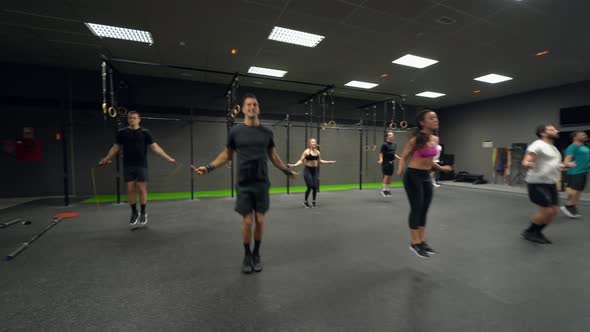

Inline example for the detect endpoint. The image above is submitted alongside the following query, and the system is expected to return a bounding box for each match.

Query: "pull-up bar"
[224,73,239,98]
[298,85,334,104]
[102,56,403,97]
[104,57,329,88]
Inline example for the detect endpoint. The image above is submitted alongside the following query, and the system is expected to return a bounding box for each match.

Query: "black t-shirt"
[380,141,397,163]
[227,124,275,185]
[116,127,154,168]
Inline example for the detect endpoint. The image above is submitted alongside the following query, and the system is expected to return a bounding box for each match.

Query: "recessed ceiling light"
[536,50,549,56]
[473,90,481,94]
[268,26,325,48]
[247,66,287,78]
[344,81,379,89]
[474,73,513,84]
[416,91,445,98]
[230,48,238,55]
[380,73,390,78]
[179,41,186,46]
[392,54,438,69]
[84,23,154,45]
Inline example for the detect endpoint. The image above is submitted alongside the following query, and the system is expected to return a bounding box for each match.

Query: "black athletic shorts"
[382,161,394,176]
[124,167,148,182]
[527,183,558,207]
[566,173,588,191]
[235,182,270,215]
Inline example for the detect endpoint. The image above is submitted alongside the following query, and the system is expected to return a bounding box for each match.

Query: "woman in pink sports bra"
[397,110,453,258]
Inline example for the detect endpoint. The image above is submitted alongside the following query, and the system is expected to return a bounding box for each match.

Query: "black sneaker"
[129,212,139,227]
[560,206,579,219]
[572,206,582,218]
[536,231,552,244]
[420,242,436,254]
[409,244,429,258]
[521,230,545,244]
[139,213,148,227]
[381,190,388,197]
[386,191,393,197]
[252,254,263,272]
[242,254,253,274]
[303,201,311,208]
[312,202,318,208]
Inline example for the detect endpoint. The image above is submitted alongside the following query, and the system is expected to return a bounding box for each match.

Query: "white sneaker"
[432,182,441,188]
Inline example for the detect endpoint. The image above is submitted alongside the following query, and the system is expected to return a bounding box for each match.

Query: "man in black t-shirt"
[192,93,297,274]
[377,131,400,197]
[99,111,176,228]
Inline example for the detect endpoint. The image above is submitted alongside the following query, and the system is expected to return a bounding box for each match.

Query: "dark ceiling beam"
[298,85,334,104]
[101,56,404,100]
[104,56,328,87]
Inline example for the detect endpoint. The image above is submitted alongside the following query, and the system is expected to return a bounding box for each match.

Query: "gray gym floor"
[1,186,589,331]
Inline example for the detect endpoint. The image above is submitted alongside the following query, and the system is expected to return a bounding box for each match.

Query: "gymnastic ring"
[321,122,328,130]
[117,107,128,116]
[328,120,336,128]
[230,105,241,118]
[364,145,370,152]
[388,121,397,129]
[102,103,107,115]
[372,145,377,151]
[107,106,117,118]
[400,120,408,129]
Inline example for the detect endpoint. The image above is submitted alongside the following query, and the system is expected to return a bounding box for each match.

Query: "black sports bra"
[305,153,319,161]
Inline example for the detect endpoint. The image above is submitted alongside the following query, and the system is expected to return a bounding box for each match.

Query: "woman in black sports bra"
[288,138,336,208]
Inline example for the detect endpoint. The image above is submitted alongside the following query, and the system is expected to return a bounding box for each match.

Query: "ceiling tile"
[0,0,586,108]
[438,0,514,19]
[286,0,359,21]
[363,0,438,19]
[414,4,479,33]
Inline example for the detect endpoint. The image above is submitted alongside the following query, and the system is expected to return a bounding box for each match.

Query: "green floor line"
[83,182,403,203]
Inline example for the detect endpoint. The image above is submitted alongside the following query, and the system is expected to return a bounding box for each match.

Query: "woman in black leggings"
[397,111,453,258]
[288,138,336,208]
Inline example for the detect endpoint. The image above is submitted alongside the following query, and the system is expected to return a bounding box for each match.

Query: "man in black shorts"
[561,131,589,218]
[192,94,297,274]
[521,124,575,244]
[99,111,176,228]
[377,131,400,196]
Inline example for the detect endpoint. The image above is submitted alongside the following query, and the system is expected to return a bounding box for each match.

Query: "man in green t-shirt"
[561,131,589,218]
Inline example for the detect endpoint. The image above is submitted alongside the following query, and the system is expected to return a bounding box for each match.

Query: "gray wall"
[0,62,418,198]
[0,107,65,197]
[2,107,411,197]
[285,126,411,189]
[438,81,590,188]
[71,112,412,197]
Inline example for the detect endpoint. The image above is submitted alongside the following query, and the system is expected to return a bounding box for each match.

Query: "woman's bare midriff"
[408,157,435,170]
